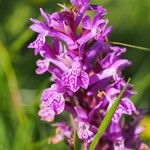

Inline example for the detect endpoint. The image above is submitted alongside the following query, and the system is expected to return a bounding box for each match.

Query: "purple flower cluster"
[28,0,147,149]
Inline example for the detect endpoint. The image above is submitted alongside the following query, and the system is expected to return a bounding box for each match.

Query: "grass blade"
[90,78,131,150]
[0,40,28,124]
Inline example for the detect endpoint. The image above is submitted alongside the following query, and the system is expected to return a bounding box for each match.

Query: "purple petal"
[112,59,132,72]
[29,23,48,34]
[77,32,93,46]
[88,5,107,15]
[76,121,94,143]
[61,68,88,92]
[75,107,88,119]
[40,8,50,24]
[80,70,89,89]
[82,15,92,30]
[36,59,49,74]
[28,34,46,55]
[61,69,79,92]
[38,107,55,122]
[41,87,65,114]
[70,0,89,6]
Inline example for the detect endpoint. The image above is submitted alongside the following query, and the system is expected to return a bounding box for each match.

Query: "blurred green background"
[0,0,150,149]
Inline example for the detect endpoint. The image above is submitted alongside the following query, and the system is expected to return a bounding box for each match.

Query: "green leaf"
[90,78,131,150]
[109,41,150,52]
[0,40,28,124]
[74,130,81,150]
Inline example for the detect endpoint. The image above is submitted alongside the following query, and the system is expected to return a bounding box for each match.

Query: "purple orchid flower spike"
[28,0,146,149]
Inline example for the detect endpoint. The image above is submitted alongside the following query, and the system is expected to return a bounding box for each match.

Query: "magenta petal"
[41,87,65,114]
[61,68,79,92]
[112,59,132,72]
[75,107,88,119]
[28,34,46,55]
[76,121,94,143]
[70,0,89,6]
[61,68,89,92]
[82,15,92,30]
[36,59,49,74]
[38,107,55,122]
[40,8,50,24]
[29,23,47,34]
[80,70,89,89]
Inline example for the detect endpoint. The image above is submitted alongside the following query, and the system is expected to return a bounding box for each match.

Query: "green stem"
[109,41,150,52]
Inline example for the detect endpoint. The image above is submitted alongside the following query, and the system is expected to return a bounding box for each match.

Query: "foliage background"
[0,0,150,149]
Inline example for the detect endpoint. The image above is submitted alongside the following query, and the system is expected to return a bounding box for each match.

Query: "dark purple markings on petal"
[69,74,79,92]
[112,106,123,122]
[41,88,65,115]
[80,70,89,89]
[76,121,94,143]
[38,107,55,122]
[121,98,137,115]
[36,59,49,75]
[61,73,70,86]
[61,68,89,92]
[71,68,80,76]
[41,88,52,101]
[28,34,46,55]
[52,99,65,114]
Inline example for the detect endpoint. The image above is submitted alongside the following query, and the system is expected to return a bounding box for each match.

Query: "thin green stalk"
[90,78,131,150]
[109,41,150,52]
[0,40,28,124]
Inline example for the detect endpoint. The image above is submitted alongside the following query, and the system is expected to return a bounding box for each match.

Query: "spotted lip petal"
[61,68,89,92]
[41,87,65,115]
[38,106,55,122]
